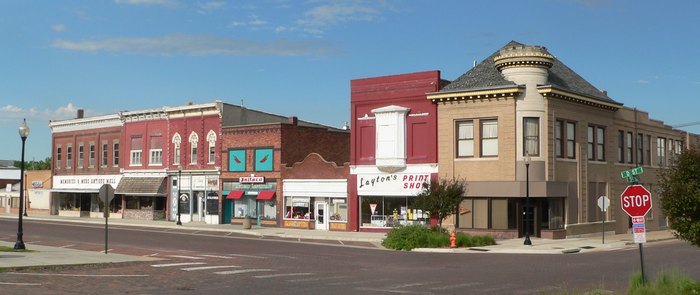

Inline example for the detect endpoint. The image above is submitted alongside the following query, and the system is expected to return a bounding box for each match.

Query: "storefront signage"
[232,182,276,191]
[357,173,430,196]
[240,176,265,183]
[53,175,122,190]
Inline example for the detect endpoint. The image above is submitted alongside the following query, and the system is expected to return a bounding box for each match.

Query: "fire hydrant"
[450,230,457,248]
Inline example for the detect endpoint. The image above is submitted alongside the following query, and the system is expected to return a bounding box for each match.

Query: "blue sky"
[2,0,700,161]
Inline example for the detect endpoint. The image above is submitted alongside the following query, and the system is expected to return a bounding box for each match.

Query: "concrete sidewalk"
[0,214,678,270]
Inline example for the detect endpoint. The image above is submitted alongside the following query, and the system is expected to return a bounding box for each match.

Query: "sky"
[2,0,700,161]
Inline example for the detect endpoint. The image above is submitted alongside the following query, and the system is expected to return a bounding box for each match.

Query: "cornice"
[427,86,523,103]
[539,86,622,111]
[49,114,122,133]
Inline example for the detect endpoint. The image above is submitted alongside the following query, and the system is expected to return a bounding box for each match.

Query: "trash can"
[242,217,252,229]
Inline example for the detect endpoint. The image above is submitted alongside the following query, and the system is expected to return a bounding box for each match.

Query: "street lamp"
[23,172,28,217]
[176,165,182,225]
[523,152,532,246]
[15,119,30,251]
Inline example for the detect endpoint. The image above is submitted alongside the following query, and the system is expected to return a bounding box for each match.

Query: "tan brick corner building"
[427,40,696,239]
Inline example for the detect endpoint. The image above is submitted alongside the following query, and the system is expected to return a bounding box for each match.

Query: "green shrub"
[382,225,495,251]
[627,269,700,295]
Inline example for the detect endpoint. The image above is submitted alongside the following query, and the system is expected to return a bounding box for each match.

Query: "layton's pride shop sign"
[357,173,430,196]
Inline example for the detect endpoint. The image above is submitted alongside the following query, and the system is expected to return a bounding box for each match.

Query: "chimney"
[77,109,84,119]
[288,116,298,125]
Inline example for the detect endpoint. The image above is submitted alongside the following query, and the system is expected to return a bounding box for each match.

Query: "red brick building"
[349,71,444,231]
[221,116,350,229]
[117,108,170,220]
[49,112,123,218]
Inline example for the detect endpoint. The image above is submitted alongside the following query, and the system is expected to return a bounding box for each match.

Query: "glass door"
[315,202,328,230]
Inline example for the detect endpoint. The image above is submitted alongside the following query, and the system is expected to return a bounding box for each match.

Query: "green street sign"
[621,167,644,179]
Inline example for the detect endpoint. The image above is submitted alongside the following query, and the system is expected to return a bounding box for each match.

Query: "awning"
[256,191,276,200]
[226,190,245,200]
[51,189,100,193]
[115,177,166,196]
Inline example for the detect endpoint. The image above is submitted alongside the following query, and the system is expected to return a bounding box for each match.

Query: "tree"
[659,149,700,247]
[413,178,466,229]
[13,157,51,170]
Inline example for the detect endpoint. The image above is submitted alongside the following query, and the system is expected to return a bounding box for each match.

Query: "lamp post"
[15,119,30,251]
[176,165,182,225]
[523,152,532,246]
[23,172,28,217]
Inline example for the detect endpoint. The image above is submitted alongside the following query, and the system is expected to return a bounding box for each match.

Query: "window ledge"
[555,158,577,163]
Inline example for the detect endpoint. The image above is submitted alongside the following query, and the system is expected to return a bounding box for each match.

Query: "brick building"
[427,41,698,238]
[221,115,350,229]
[49,112,123,218]
[349,71,443,232]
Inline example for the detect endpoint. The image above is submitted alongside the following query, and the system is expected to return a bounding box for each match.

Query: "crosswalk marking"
[227,254,266,259]
[181,265,241,271]
[214,269,274,275]
[151,262,206,268]
[286,275,349,283]
[253,273,313,279]
[166,255,205,260]
[199,254,235,259]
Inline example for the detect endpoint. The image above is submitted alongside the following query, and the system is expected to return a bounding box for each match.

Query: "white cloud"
[51,24,66,32]
[197,1,226,14]
[229,14,269,27]
[637,79,649,84]
[114,0,176,5]
[0,103,92,123]
[51,34,338,56]
[299,2,380,26]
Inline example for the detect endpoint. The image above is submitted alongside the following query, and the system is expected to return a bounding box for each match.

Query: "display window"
[360,196,428,228]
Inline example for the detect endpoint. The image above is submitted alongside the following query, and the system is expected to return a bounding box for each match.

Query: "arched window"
[189,132,199,165]
[172,133,181,165]
[206,130,217,164]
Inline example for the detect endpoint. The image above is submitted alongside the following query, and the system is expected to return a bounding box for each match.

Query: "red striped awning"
[226,190,245,200]
[256,191,276,200]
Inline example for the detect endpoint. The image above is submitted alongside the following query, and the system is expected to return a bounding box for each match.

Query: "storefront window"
[260,200,276,220]
[90,195,104,213]
[329,199,347,222]
[125,196,165,210]
[360,196,427,228]
[284,196,313,219]
[234,195,256,218]
[59,194,81,211]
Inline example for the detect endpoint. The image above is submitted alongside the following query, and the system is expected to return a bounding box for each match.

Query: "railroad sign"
[620,184,652,217]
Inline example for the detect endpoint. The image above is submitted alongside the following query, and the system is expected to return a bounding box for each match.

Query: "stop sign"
[620,184,652,217]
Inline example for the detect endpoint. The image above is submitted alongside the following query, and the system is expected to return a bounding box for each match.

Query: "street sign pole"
[621,181,651,285]
[99,184,115,255]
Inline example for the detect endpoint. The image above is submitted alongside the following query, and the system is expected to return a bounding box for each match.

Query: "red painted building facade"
[349,71,443,231]
[221,116,350,230]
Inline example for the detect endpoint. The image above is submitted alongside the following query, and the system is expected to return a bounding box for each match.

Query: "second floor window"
[113,142,120,166]
[78,144,84,168]
[555,120,576,159]
[456,121,474,157]
[626,132,633,164]
[149,136,163,165]
[190,132,199,165]
[67,145,72,168]
[617,131,624,163]
[588,126,605,161]
[89,144,95,167]
[172,133,181,165]
[523,117,539,156]
[102,143,108,167]
[480,119,498,157]
[657,137,666,166]
[130,137,142,166]
[636,133,644,165]
[56,146,62,169]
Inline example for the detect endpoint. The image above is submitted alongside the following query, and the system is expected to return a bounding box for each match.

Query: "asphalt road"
[1,219,699,295]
